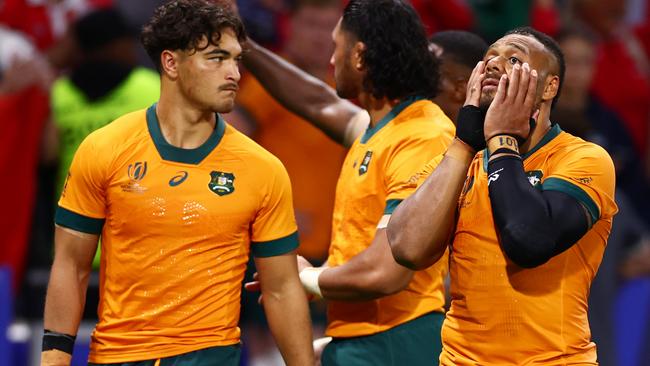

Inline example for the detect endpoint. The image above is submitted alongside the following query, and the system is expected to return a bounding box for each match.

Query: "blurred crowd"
[0,0,649,365]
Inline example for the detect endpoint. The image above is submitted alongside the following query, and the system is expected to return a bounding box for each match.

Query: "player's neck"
[520,104,552,154]
[359,93,398,128]
[156,94,217,149]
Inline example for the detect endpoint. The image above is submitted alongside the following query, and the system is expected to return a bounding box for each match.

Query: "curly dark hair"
[505,27,565,108]
[341,0,439,100]
[141,0,246,71]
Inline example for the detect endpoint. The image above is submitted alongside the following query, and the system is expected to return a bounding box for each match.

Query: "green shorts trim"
[322,311,444,366]
[88,344,241,366]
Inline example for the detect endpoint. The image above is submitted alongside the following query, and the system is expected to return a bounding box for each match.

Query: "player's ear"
[160,50,180,79]
[352,41,366,71]
[455,79,469,103]
[542,74,559,103]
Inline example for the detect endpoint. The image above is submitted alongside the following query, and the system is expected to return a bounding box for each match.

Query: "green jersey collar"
[146,103,226,164]
[360,96,425,144]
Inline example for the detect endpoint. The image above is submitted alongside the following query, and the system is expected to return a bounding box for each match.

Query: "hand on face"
[464,61,485,107]
[483,62,538,142]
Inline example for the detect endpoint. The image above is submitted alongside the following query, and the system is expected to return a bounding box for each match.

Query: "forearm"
[243,40,358,144]
[262,278,315,365]
[387,139,474,269]
[317,231,412,301]
[43,258,90,335]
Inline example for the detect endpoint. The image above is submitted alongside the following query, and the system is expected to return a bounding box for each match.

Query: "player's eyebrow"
[204,48,230,56]
[505,42,529,54]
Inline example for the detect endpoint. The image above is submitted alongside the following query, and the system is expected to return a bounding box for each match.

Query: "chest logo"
[526,170,544,188]
[169,171,189,187]
[208,171,235,196]
[122,162,148,193]
[358,151,373,175]
[128,161,148,181]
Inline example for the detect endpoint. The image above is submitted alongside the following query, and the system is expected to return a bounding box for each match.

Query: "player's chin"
[213,99,236,114]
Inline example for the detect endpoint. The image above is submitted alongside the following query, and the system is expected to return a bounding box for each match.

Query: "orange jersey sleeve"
[250,157,299,257]
[57,131,108,233]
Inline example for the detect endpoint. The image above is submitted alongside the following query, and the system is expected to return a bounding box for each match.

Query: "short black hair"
[141,0,246,71]
[341,0,439,100]
[429,31,488,69]
[505,26,565,108]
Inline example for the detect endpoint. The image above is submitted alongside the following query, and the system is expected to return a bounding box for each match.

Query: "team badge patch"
[208,171,235,196]
[526,170,543,188]
[358,151,373,175]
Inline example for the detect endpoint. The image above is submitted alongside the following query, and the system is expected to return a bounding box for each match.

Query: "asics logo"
[169,171,189,187]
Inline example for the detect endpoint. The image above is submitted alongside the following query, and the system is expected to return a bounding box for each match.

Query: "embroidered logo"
[121,161,148,193]
[208,171,235,196]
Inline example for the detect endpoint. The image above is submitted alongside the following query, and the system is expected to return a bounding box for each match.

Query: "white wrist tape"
[299,267,325,299]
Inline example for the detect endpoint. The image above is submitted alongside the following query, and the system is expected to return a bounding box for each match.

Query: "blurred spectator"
[553,26,650,366]
[574,0,650,173]
[554,25,650,226]
[407,0,474,36]
[237,0,344,262]
[469,0,560,42]
[49,8,160,266]
[0,0,112,68]
[238,0,289,48]
[0,27,52,291]
[428,30,488,123]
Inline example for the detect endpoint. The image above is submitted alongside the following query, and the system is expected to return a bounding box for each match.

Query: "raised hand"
[464,61,485,107]
[483,63,538,144]
[456,61,487,152]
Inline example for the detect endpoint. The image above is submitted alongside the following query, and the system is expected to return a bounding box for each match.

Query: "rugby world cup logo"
[128,162,148,181]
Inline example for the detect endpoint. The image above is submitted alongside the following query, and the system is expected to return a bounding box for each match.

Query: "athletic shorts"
[88,344,241,366]
[322,311,444,366]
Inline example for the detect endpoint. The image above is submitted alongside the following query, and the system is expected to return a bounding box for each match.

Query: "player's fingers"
[494,74,508,104]
[244,281,261,292]
[516,63,531,105]
[257,294,264,305]
[252,272,259,281]
[506,63,521,102]
[523,69,538,110]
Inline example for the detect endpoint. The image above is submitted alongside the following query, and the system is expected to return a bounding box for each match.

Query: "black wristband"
[456,105,486,152]
[42,329,76,355]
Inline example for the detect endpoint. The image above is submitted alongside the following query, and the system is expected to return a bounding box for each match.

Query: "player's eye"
[509,56,521,65]
[209,56,224,62]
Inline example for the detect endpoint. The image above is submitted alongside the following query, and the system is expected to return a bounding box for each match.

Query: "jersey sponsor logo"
[128,162,148,181]
[208,171,235,196]
[122,161,149,193]
[358,151,373,175]
[487,168,503,186]
[525,170,543,188]
[169,171,189,187]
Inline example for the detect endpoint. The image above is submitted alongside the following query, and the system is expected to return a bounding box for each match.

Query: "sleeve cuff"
[251,231,299,258]
[384,199,403,215]
[542,177,600,224]
[55,206,105,234]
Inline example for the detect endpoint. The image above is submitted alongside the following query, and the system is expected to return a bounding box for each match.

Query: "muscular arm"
[42,226,98,364]
[242,40,363,146]
[255,252,314,366]
[318,227,413,301]
[387,140,475,270]
[487,151,590,268]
